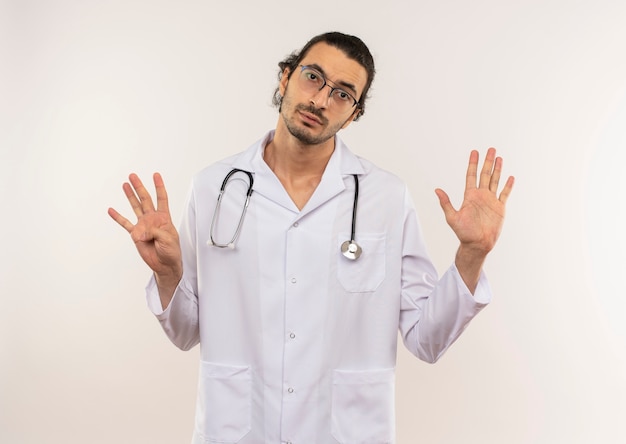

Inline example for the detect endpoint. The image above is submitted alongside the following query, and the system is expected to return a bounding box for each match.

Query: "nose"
[310,84,332,108]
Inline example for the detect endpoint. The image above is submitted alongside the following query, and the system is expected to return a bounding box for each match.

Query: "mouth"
[295,103,327,125]
[298,110,323,126]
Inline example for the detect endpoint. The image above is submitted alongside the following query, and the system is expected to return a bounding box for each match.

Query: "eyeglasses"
[296,65,360,113]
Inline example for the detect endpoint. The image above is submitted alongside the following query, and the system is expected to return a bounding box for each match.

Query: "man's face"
[278,42,368,146]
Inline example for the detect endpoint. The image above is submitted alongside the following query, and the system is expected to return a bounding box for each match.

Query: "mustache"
[296,104,327,124]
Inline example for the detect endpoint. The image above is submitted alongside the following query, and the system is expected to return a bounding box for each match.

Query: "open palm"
[108,173,182,279]
[435,148,514,255]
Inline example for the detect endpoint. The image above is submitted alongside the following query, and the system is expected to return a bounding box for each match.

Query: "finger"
[465,150,479,190]
[435,188,456,221]
[129,173,156,213]
[489,156,503,193]
[123,181,144,218]
[153,172,171,215]
[478,147,496,189]
[107,207,135,233]
[498,176,515,205]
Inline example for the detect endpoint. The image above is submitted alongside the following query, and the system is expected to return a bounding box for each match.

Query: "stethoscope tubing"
[348,173,358,243]
[208,169,361,259]
[208,169,254,249]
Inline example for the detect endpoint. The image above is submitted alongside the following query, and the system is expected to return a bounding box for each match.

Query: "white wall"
[1,0,625,442]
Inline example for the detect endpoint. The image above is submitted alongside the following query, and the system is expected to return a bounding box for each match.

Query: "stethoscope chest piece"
[341,240,362,260]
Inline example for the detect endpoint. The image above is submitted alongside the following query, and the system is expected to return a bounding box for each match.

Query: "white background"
[1,0,625,442]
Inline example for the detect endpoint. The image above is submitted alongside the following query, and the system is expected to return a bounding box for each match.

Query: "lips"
[295,104,327,126]
[299,110,322,125]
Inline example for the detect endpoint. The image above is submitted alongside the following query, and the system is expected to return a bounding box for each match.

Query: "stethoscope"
[207,169,362,260]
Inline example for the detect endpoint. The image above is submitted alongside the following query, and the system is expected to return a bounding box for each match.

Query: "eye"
[332,89,353,103]
[302,68,323,83]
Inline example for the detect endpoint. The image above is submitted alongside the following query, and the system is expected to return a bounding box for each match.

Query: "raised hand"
[435,148,514,291]
[108,173,182,305]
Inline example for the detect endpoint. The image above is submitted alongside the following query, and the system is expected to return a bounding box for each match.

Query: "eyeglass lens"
[297,66,357,112]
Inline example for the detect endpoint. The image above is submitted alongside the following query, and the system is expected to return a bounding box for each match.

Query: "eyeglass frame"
[297,65,361,111]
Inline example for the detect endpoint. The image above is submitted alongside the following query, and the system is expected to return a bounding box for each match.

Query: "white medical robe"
[146,131,491,444]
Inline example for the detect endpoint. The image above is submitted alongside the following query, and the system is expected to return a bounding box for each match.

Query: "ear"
[279,67,291,96]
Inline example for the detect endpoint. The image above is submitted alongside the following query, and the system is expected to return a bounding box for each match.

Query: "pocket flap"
[202,361,250,379]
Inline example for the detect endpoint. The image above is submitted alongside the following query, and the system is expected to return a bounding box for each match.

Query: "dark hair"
[272,32,375,121]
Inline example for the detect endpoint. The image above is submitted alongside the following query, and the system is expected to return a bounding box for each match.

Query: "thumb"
[434,188,456,220]
[131,227,154,243]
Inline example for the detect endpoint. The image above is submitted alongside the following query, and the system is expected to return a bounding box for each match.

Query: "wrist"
[455,245,487,295]
[155,268,182,288]
[456,243,488,263]
[154,268,182,311]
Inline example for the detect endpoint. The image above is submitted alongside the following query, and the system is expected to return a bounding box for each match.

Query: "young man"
[109,32,513,444]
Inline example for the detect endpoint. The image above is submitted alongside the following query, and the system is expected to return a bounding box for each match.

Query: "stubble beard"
[280,92,347,146]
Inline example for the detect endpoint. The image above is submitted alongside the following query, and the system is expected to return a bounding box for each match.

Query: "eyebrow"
[307,63,359,97]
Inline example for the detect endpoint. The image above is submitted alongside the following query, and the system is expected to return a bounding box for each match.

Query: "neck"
[264,125,335,210]
[266,123,335,179]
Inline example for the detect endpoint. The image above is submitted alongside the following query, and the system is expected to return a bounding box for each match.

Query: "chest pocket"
[337,233,386,292]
